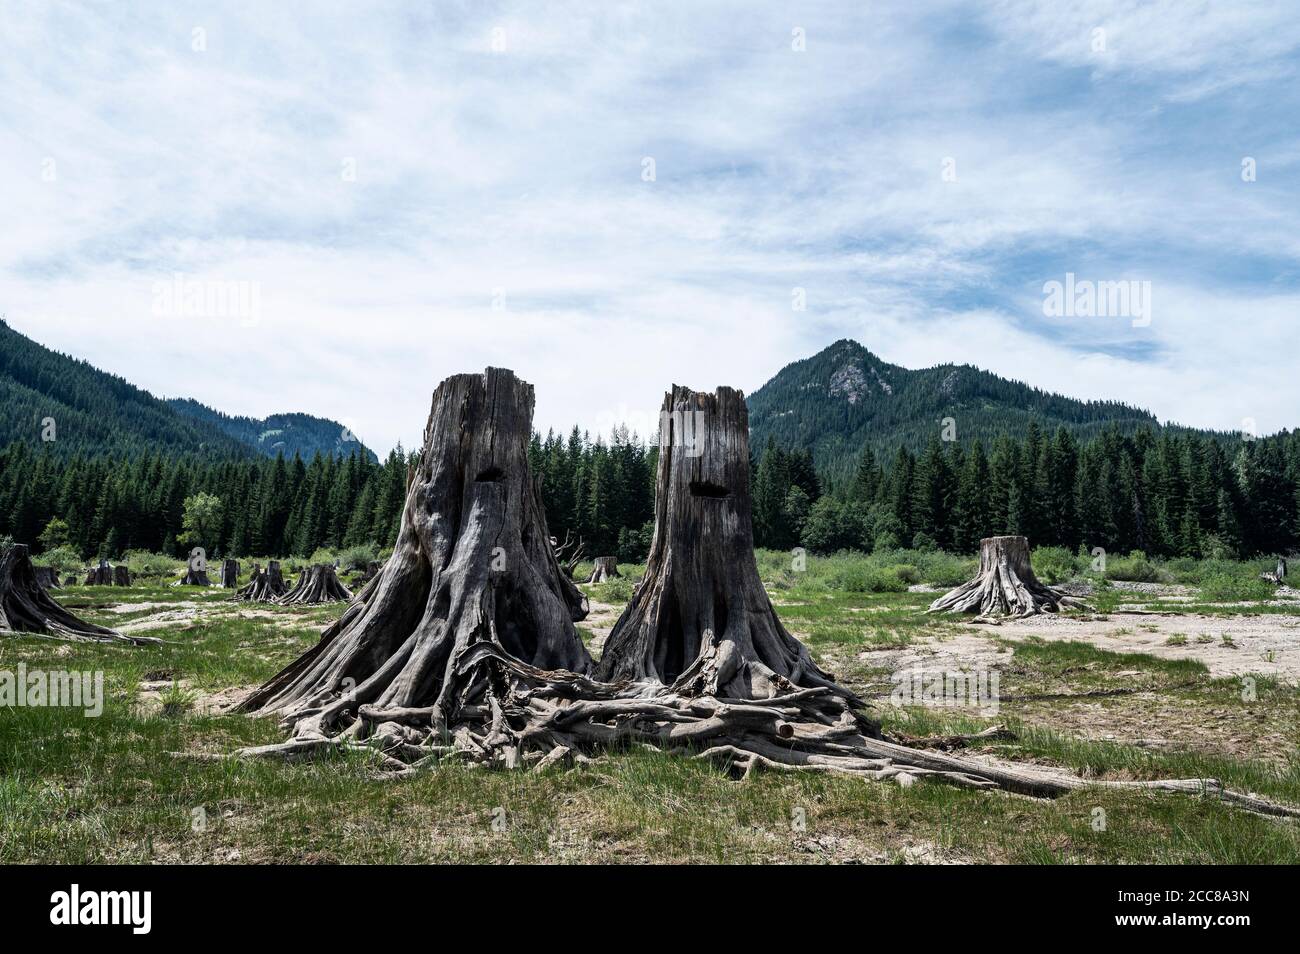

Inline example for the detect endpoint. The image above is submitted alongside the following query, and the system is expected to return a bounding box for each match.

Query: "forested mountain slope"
[0,320,369,460]
[746,339,1213,478]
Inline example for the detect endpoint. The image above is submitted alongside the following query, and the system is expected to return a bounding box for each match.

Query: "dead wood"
[1,545,155,645]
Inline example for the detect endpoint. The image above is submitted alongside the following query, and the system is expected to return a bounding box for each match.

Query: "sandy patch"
[987,611,1300,681]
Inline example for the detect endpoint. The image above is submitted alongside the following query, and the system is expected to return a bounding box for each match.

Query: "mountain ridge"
[746,338,1225,479]
[0,320,372,462]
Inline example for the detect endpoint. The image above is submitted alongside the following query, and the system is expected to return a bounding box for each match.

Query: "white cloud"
[1,0,1297,453]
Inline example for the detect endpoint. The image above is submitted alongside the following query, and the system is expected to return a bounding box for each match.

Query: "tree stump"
[1,545,154,644]
[33,566,61,590]
[112,565,132,587]
[928,535,1086,621]
[275,564,353,605]
[84,561,113,586]
[240,368,594,735]
[177,567,211,586]
[595,385,850,702]
[586,556,620,584]
[220,559,240,589]
[234,567,277,603]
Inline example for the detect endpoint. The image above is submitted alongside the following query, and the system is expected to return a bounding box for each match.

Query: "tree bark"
[586,556,620,584]
[112,565,132,587]
[276,564,353,605]
[33,566,61,590]
[594,385,852,703]
[220,559,240,589]
[240,367,594,736]
[928,536,1086,621]
[1,545,154,644]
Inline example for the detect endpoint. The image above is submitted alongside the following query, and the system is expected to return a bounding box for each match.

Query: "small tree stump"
[1,545,153,644]
[84,561,113,586]
[276,564,353,606]
[219,559,240,588]
[928,535,1086,621]
[112,565,132,587]
[234,568,277,603]
[586,557,620,584]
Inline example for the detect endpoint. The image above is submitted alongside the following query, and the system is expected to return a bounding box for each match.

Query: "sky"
[2,0,1298,455]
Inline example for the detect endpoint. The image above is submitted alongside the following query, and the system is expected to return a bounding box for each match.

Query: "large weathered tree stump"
[586,556,620,584]
[239,368,594,738]
[928,536,1086,621]
[1,545,153,644]
[595,386,849,702]
[276,564,352,605]
[219,559,240,589]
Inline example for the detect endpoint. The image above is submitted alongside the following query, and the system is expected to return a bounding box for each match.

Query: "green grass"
[2,553,1299,864]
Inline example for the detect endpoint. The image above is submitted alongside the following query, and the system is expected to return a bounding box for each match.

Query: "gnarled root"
[228,640,1300,819]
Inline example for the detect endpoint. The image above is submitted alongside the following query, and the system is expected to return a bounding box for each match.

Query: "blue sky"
[2,0,1298,454]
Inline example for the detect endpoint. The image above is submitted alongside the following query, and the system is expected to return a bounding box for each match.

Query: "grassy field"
[3,550,1299,864]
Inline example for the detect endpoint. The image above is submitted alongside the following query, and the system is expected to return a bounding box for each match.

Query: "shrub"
[892,564,922,585]
[338,544,378,572]
[122,549,185,579]
[831,566,907,593]
[1102,550,1160,583]
[1032,546,1078,585]
[1199,573,1276,602]
[32,545,83,576]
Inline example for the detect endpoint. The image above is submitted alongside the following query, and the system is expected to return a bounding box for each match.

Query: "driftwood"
[928,535,1088,621]
[223,377,1298,820]
[586,556,620,584]
[220,559,240,589]
[1,545,155,645]
[552,530,587,580]
[276,564,352,606]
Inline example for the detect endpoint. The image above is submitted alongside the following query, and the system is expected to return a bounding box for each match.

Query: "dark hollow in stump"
[586,556,620,584]
[928,535,1086,621]
[112,565,132,587]
[276,564,353,606]
[239,367,594,738]
[33,566,61,590]
[1,545,154,644]
[219,559,240,589]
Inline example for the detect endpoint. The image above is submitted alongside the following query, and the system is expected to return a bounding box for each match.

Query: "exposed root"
[224,640,1300,820]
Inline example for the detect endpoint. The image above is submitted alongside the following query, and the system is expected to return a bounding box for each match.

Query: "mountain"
[167,399,377,464]
[747,339,1206,478]
[0,320,372,461]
